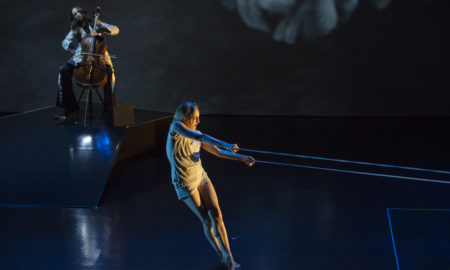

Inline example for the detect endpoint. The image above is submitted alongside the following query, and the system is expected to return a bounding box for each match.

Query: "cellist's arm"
[61,30,78,53]
[98,21,119,36]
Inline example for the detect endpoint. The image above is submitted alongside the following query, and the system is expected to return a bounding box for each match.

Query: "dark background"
[1,0,449,116]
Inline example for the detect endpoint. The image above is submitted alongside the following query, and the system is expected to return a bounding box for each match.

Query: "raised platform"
[0,105,172,208]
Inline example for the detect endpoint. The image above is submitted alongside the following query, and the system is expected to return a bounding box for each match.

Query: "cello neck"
[92,12,100,34]
[92,6,102,34]
[89,10,101,53]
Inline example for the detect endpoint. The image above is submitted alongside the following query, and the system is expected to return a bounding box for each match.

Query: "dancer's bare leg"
[183,189,222,258]
[198,180,237,269]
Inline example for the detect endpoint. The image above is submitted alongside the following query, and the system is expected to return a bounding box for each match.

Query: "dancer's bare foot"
[222,254,239,270]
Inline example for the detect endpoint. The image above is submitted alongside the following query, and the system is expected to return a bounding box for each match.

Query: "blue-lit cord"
[240,148,450,175]
[386,208,401,270]
[255,160,449,185]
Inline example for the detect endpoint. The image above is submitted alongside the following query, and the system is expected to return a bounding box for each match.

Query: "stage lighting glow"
[74,132,114,153]
[77,135,94,150]
[82,136,92,144]
[95,132,111,150]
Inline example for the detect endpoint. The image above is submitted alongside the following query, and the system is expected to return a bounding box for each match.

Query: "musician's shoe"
[54,112,79,125]
[53,115,67,121]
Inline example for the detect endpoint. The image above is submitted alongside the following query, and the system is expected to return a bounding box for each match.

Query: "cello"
[73,7,108,88]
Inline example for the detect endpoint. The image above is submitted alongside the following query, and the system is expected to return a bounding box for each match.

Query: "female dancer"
[166,102,255,269]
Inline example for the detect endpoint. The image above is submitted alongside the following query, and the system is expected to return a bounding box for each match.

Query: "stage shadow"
[202,265,227,270]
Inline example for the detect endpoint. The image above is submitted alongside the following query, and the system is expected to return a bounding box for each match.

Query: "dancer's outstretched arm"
[171,121,237,151]
[202,143,255,166]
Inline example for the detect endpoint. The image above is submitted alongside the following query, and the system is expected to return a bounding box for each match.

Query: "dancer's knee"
[201,211,212,227]
[209,207,223,224]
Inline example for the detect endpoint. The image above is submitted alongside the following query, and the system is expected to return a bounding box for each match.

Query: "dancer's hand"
[242,156,255,167]
[231,144,239,153]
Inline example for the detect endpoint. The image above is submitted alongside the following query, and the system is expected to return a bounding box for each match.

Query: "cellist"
[56,6,119,122]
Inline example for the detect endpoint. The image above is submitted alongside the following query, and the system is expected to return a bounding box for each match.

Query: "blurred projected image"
[220,0,391,44]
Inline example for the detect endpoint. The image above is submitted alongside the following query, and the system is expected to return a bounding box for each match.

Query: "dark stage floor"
[1,114,449,269]
[0,105,170,208]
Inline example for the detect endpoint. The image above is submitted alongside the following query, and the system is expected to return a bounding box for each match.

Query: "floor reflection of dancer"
[166,102,255,270]
[55,6,119,122]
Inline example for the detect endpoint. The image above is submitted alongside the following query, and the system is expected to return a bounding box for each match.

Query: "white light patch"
[79,135,93,150]
[82,136,92,144]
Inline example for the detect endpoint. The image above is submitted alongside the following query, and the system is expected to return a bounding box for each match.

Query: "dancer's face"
[184,109,200,130]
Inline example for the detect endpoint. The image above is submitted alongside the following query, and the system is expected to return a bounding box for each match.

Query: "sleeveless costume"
[166,123,210,200]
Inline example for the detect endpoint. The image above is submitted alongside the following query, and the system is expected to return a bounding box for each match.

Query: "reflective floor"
[1,115,449,269]
[0,124,124,207]
[0,105,170,208]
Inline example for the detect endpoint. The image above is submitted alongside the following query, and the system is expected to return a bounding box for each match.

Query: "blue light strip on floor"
[241,148,450,175]
[386,208,401,270]
[256,160,449,184]
[386,208,450,270]
[388,208,450,212]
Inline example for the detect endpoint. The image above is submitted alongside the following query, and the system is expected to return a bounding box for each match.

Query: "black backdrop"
[1,0,449,116]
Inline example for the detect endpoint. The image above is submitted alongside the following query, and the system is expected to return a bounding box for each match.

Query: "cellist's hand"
[87,55,95,63]
[73,54,83,63]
